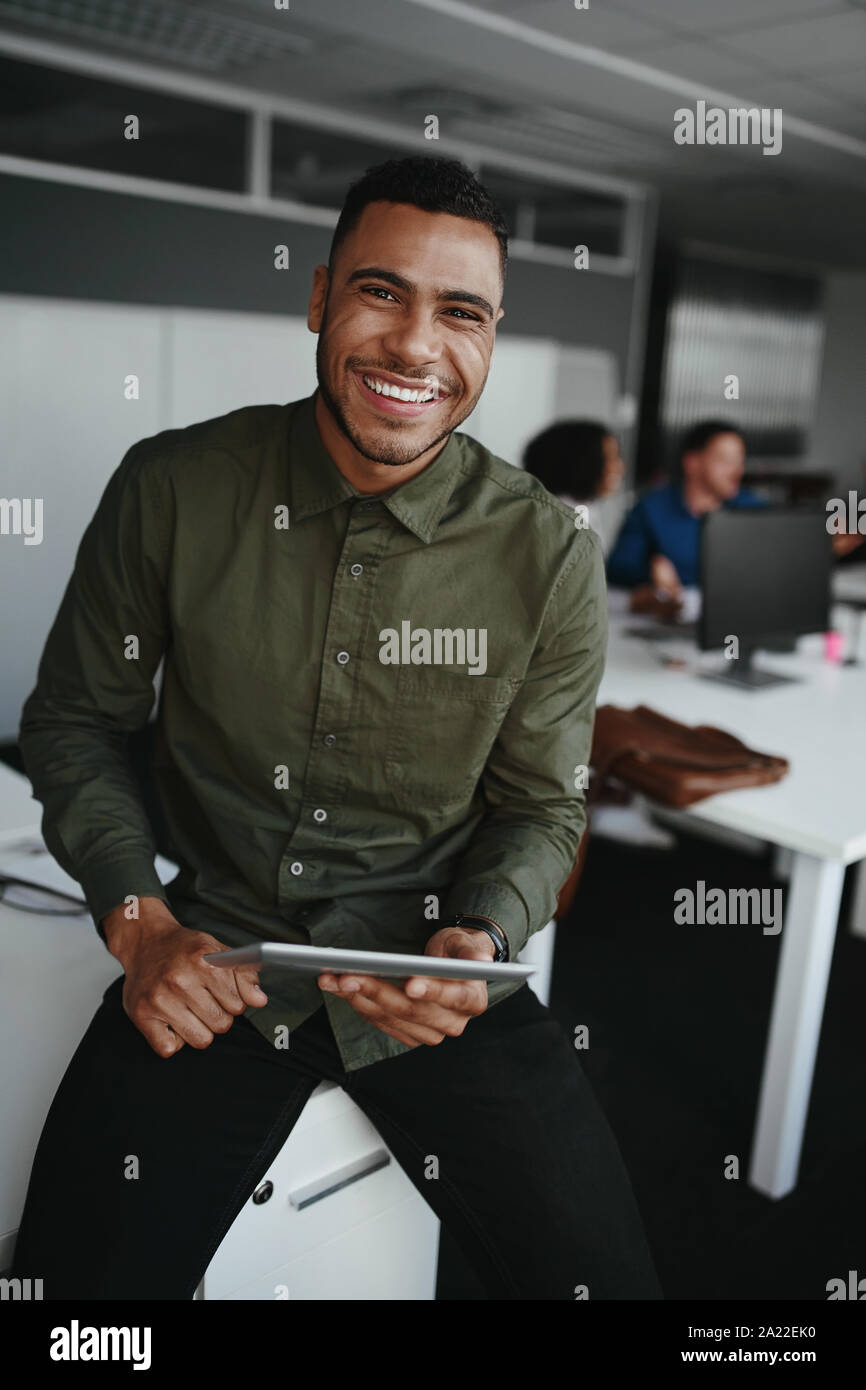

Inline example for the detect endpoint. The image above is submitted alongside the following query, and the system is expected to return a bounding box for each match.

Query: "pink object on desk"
[824,630,844,663]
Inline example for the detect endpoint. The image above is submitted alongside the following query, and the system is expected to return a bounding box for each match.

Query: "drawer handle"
[288,1149,391,1211]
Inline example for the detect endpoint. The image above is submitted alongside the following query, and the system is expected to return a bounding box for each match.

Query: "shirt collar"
[285,390,465,544]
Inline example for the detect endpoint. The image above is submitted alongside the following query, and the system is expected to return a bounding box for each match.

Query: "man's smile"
[354,368,450,420]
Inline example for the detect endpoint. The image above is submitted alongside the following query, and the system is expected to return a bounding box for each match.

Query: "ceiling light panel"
[0,0,314,74]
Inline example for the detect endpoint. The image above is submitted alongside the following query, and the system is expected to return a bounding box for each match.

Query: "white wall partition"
[167,309,318,428]
[0,297,164,740]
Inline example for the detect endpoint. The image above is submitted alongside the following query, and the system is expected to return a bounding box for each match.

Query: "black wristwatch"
[441,913,510,962]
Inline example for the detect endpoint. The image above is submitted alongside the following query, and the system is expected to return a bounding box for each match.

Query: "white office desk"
[832,563,866,607]
[0,761,41,848]
[599,613,866,1198]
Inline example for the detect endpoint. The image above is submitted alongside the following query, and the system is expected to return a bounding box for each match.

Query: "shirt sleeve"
[17,439,173,936]
[605,495,653,588]
[439,526,608,959]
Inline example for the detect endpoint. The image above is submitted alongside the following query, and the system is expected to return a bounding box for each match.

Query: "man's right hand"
[649,553,683,599]
[101,896,268,1058]
[628,583,684,622]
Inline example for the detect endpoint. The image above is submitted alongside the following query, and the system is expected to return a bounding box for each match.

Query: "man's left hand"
[316,925,495,1048]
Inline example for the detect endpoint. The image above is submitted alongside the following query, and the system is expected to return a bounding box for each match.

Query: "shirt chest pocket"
[384,667,522,809]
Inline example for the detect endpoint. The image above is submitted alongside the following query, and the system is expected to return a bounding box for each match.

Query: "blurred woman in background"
[522,419,627,553]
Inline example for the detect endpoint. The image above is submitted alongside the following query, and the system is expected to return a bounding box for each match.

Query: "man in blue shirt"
[607,420,765,598]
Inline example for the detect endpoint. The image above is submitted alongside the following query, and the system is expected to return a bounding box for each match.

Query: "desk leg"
[850,861,866,940]
[748,852,845,1200]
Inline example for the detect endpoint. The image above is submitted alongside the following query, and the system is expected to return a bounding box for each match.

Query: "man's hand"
[102,895,268,1058]
[629,554,684,622]
[316,925,496,1048]
[629,584,683,622]
[649,553,683,600]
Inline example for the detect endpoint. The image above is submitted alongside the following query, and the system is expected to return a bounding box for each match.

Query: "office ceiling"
[1,0,865,268]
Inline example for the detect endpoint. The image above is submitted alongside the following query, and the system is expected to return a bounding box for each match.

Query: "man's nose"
[380,309,444,366]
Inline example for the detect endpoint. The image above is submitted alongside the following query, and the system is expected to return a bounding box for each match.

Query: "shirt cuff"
[78,855,172,941]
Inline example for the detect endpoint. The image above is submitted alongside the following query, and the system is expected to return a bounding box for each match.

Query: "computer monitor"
[699,506,832,689]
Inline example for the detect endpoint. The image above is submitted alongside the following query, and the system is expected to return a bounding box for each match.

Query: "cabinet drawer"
[203,1092,425,1299]
[222,1195,440,1300]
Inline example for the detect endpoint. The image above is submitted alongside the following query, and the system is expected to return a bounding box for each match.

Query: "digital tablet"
[204,942,535,983]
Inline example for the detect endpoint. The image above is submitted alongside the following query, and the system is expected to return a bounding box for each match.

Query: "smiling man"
[13,157,661,1301]
[606,419,765,597]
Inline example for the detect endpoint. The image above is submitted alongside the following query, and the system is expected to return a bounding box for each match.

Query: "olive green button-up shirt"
[19,391,607,1070]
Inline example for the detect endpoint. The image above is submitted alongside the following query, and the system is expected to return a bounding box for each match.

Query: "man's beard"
[315,331,480,468]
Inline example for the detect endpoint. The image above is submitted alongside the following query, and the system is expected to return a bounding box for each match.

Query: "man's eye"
[362,286,396,300]
[445,308,480,321]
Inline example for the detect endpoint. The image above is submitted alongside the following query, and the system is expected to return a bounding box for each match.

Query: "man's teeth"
[362,375,437,403]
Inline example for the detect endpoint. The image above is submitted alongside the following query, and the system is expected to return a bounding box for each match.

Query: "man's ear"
[308,265,329,333]
[496,306,505,326]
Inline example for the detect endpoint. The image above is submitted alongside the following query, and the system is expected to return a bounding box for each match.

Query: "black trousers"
[12,975,662,1300]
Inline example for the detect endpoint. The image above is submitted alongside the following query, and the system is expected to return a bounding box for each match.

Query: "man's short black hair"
[679,419,745,458]
[328,155,509,286]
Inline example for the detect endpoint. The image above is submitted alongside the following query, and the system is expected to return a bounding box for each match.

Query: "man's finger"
[347,984,464,1037]
[330,973,458,1018]
[403,975,487,1012]
[198,964,247,1016]
[233,966,269,1008]
[139,994,216,1051]
[137,1019,186,1059]
[324,973,410,1013]
[345,990,447,1046]
[199,944,267,1010]
[180,981,237,1035]
[414,929,494,1007]
[324,967,486,1015]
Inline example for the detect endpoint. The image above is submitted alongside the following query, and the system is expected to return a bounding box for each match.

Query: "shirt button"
[323,733,337,747]
[336,651,350,665]
[349,563,364,577]
[313,808,327,823]
[290,861,304,876]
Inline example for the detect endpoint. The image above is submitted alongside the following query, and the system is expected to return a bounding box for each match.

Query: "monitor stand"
[700,645,799,691]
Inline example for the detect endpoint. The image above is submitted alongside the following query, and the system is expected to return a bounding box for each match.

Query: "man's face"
[308,201,505,466]
[685,431,746,501]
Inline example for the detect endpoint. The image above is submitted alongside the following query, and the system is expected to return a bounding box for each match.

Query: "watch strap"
[441,913,509,962]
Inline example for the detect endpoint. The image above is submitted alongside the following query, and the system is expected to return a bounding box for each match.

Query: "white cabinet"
[200,1081,439,1301]
[222,1198,439,1301]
